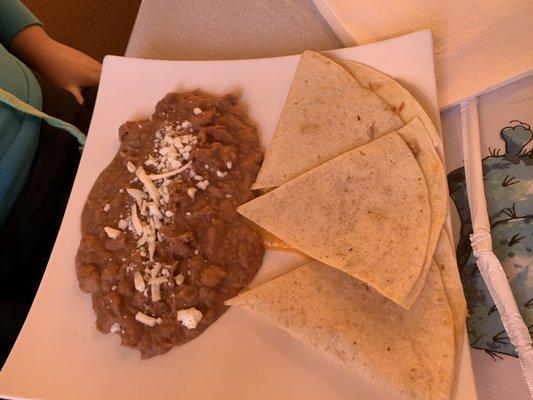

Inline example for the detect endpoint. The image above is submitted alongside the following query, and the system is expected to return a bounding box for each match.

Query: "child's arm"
[10,24,101,104]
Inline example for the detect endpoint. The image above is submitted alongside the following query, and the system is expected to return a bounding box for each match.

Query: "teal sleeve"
[0,0,42,47]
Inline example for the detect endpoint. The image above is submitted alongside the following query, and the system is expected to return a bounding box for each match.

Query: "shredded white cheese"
[131,204,143,235]
[100,113,210,314]
[149,277,168,285]
[150,262,162,278]
[104,226,121,239]
[126,188,146,206]
[127,161,136,173]
[140,199,148,216]
[135,311,157,327]
[151,283,161,302]
[134,271,146,292]
[187,187,197,198]
[146,203,162,220]
[148,161,192,180]
[148,241,156,261]
[136,224,151,247]
[196,180,209,190]
[135,167,160,204]
[145,156,157,167]
[174,273,185,285]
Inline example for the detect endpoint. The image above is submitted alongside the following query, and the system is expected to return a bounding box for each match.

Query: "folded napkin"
[313,0,533,108]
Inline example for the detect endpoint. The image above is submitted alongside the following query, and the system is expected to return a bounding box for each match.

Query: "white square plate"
[0,30,477,400]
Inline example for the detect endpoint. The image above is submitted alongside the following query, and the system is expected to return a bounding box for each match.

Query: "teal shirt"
[0,0,42,225]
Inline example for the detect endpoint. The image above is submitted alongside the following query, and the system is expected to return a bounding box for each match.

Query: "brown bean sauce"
[76,90,264,358]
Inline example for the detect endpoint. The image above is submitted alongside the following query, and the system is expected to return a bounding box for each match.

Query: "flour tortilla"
[252,51,403,190]
[227,261,455,400]
[433,229,468,354]
[239,133,430,307]
[396,118,448,308]
[251,119,447,309]
[435,232,468,339]
[338,61,465,329]
[340,60,443,160]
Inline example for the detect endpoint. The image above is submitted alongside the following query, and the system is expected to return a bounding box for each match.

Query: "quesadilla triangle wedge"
[433,229,468,358]
[255,119,447,308]
[227,261,455,400]
[396,118,448,308]
[239,133,430,307]
[340,60,444,161]
[252,50,403,190]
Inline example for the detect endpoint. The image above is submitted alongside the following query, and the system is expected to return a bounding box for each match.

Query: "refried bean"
[76,90,264,358]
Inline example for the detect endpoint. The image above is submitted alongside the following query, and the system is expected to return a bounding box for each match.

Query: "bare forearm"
[10,25,101,103]
[10,25,54,75]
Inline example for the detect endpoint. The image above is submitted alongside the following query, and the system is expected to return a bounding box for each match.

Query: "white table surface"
[125,2,531,399]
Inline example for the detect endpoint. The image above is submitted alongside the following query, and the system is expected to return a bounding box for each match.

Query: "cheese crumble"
[110,322,121,333]
[177,308,203,329]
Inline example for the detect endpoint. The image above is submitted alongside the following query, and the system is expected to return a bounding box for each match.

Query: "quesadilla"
[395,118,448,308]
[340,60,443,159]
[252,51,403,190]
[227,261,455,400]
[434,229,468,351]
[239,133,430,307]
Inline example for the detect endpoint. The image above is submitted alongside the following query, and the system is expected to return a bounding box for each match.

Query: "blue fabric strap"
[0,87,86,145]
